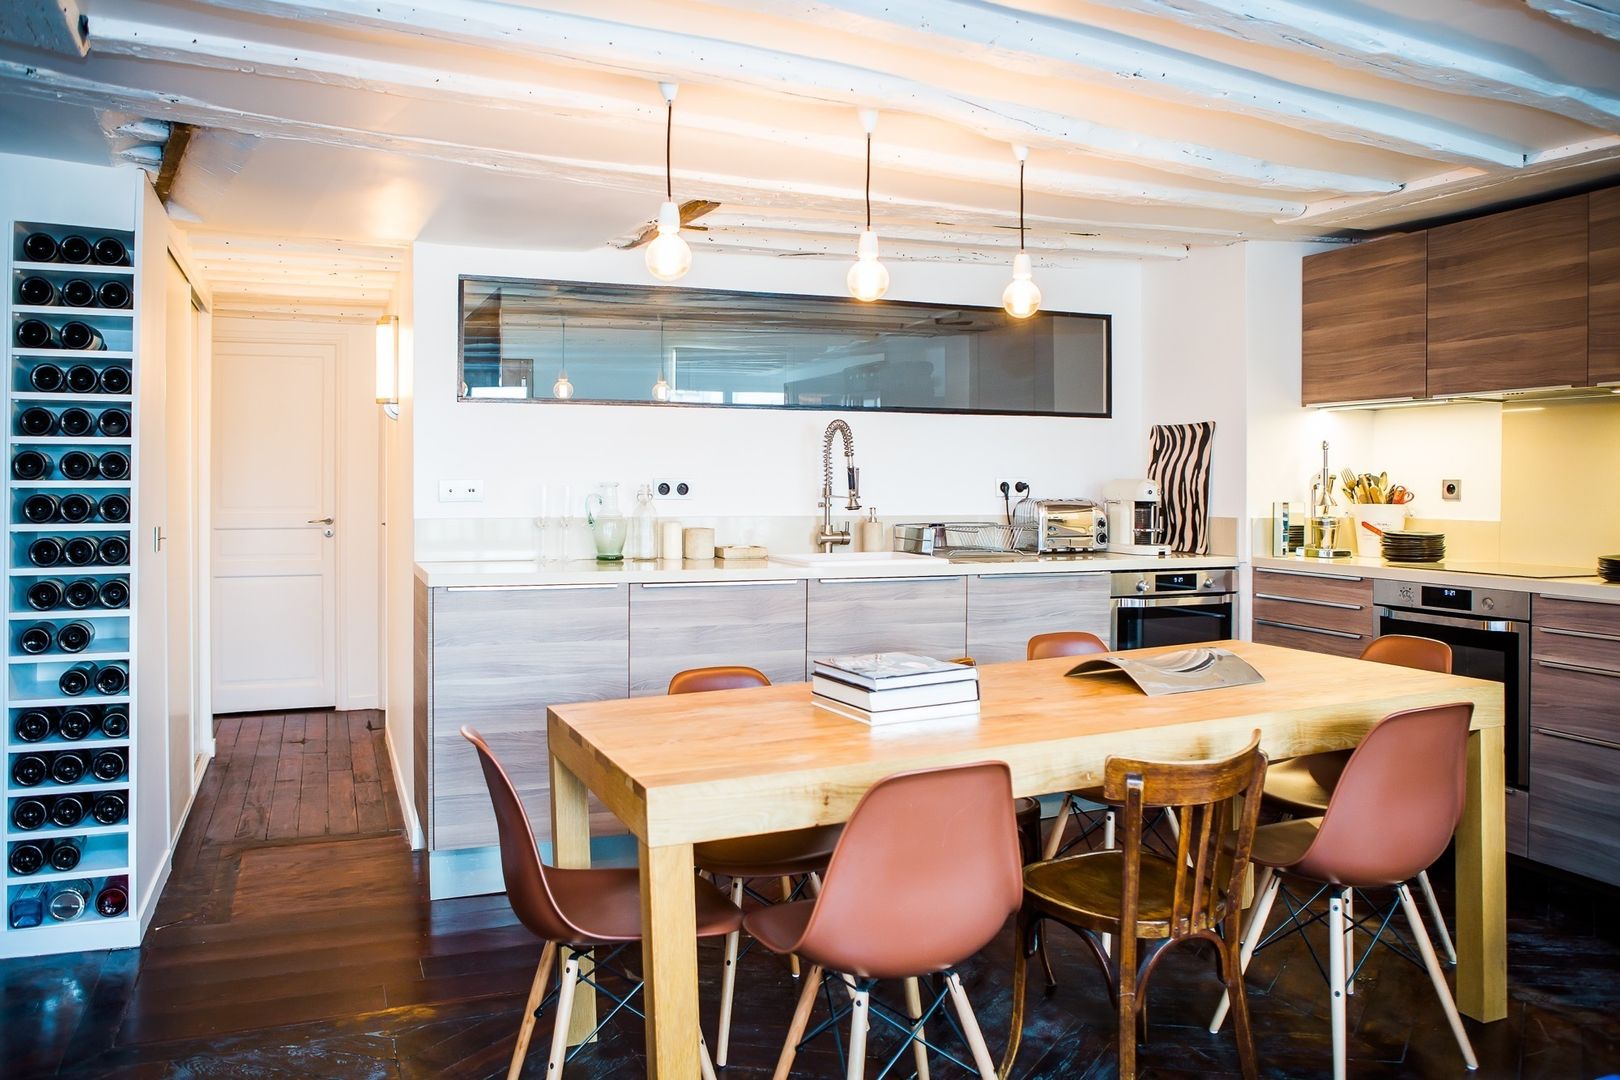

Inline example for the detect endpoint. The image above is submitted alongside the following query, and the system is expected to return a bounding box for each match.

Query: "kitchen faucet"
[818,419,861,551]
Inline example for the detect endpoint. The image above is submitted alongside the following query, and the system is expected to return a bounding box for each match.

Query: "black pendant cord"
[1019,158,1027,252]
[665,101,674,202]
[865,132,872,230]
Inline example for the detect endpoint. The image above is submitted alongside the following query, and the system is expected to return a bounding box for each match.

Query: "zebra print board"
[1148,422,1215,554]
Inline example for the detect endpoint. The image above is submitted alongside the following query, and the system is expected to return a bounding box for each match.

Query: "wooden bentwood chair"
[1003,733,1268,1080]
[461,726,741,1080]
[667,666,844,1067]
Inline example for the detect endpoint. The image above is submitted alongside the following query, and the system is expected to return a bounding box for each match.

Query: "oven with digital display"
[1111,569,1237,651]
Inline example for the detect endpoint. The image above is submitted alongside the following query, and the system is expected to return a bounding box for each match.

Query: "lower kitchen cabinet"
[1528,731,1620,888]
[1250,568,1374,659]
[806,575,967,676]
[629,579,807,694]
[1505,787,1528,859]
[966,572,1112,663]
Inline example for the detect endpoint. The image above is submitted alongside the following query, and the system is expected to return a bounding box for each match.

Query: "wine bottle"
[18,623,54,654]
[90,749,125,782]
[12,754,48,787]
[22,232,59,261]
[12,798,48,831]
[9,884,47,929]
[92,237,128,265]
[59,236,92,264]
[99,366,132,394]
[98,579,129,608]
[15,710,53,742]
[96,875,129,917]
[96,536,129,566]
[18,276,56,305]
[65,365,100,393]
[19,406,58,436]
[59,662,96,696]
[96,451,130,481]
[96,493,130,523]
[26,579,64,611]
[29,363,66,392]
[90,792,125,825]
[61,279,95,307]
[22,493,60,523]
[49,794,86,828]
[58,407,94,436]
[16,319,57,349]
[97,408,130,437]
[99,708,129,739]
[12,449,52,481]
[63,535,100,565]
[58,493,94,523]
[48,880,92,921]
[95,664,129,695]
[97,280,131,309]
[49,751,87,785]
[28,536,66,567]
[63,578,99,608]
[56,621,94,653]
[48,836,84,872]
[59,323,105,352]
[9,841,47,876]
[59,451,98,482]
[57,708,92,741]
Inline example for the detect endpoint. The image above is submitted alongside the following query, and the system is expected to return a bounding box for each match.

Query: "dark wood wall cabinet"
[1301,185,1617,405]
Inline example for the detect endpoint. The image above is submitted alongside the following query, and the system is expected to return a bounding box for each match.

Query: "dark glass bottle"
[58,407,94,436]
[59,323,105,352]
[22,493,60,523]
[90,792,125,825]
[18,623,54,654]
[91,749,126,782]
[48,751,86,785]
[12,449,52,481]
[55,621,94,653]
[48,835,84,872]
[95,664,129,695]
[96,493,130,523]
[57,708,92,741]
[59,236,92,264]
[59,450,98,481]
[92,237,128,266]
[57,493,94,523]
[27,536,65,567]
[63,535,100,565]
[49,794,86,828]
[12,798,48,831]
[96,451,130,480]
[98,579,129,608]
[97,408,130,437]
[18,406,57,436]
[19,275,57,305]
[65,365,100,392]
[9,841,46,876]
[12,754,48,787]
[63,578,99,608]
[99,366,132,395]
[95,875,129,917]
[16,319,57,349]
[15,710,53,742]
[59,662,96,696]
[98,708,129,739]
[9,884,47,929]
[29,362,66,391]
[60,279,95,307]
[22,232,59,261]
[98,280,131,309]
[96,536,129,566]
[26,579,64,610]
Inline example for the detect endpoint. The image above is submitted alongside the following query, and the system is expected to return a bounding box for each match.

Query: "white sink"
[771,551,938,568]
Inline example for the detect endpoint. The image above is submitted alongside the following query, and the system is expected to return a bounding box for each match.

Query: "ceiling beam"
[1086,0,1620,130]
[701,0,1524,168]
[671,214,1190,258]
[186,0,1400,193]
[180,231,407,262]
[0,0,87,56]
[1526,0,1620,42]
[684,230,1158,263]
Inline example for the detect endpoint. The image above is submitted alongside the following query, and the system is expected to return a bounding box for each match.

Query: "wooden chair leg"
[846,986,871,1080]
[773,963,823,1080]
[1398,884,1479,1069]
[1041,798,1072,860]
[508,942,557,1080]
[546,952,582,1076]
[903,976,932,1080]
[1000,917,1030,1079]
[716,878,744,1067]
[1220,917,1260,1080]
[944,973,997,1079]
[1209,867,1279,1033]
[782,876,800,978]
[1416,869,1458,965]
[1327,888,1349,1080]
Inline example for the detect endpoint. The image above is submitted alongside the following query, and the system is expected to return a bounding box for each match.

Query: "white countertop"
[1253,554,1620,603]
[415,551,1239,588]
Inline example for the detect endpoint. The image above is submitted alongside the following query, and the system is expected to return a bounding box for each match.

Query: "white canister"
[1348,505,1410,557]
[659,520,683,561]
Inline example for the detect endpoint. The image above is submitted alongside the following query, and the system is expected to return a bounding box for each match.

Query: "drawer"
[1531,625,1620,672]
[1528,730,1620,888]
[1254,568,1372,609]
[1530,655,1620,745]
[1505,787,1528,858]
[1253,594,1374,637]
[1252,617,1367,659]
[1534,594,1620,636]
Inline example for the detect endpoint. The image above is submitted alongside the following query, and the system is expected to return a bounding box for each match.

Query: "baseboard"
[138,746,214,938]
[383,724,425,850]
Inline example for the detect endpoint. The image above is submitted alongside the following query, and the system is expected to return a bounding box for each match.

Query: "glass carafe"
[585,482,628,562]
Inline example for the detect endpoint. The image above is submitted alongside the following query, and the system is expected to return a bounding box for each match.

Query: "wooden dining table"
[546,639,1507,1078]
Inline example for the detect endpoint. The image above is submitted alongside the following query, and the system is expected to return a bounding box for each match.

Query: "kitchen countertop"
[415,551,1238,587]
[1253,554,1620,604]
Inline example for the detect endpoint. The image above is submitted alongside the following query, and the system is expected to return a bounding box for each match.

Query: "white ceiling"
[2,0,1618,315]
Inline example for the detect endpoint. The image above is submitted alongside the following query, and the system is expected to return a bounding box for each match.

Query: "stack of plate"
[1600,554,1620,584]
[1381,531,1447,563]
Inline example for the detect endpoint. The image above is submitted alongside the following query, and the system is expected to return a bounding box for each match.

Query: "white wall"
[384,257,421,846]
[1366,403,1503,521]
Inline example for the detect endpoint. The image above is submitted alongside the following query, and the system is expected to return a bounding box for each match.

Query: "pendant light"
[1002,145,1041,319]
[645,82,693,282]
[652,318,672,401]
[552,315,574,400]
[847,108,889,303]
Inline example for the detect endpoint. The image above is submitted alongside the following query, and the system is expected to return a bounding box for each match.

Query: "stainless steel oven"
[1373,579,1530,789]
[1112,569,1236,651]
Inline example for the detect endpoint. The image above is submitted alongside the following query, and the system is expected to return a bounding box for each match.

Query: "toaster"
[1035,500,1109,553]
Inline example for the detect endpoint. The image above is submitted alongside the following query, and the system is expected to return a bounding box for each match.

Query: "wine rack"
[5,221,138,951]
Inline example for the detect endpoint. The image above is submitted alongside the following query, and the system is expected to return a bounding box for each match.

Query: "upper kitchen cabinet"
[1592,187,1620,386]
[1301,232,1427,406]
[1427,195,1589,396]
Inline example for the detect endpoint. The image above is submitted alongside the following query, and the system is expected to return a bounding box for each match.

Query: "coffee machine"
[1102,479,1171,556]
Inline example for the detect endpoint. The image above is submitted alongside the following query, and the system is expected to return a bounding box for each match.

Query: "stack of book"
[811,652,980,726]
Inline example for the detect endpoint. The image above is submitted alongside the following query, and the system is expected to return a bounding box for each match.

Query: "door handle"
[307,517,335,525]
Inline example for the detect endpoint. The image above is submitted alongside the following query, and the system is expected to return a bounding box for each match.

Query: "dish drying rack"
[893,520,1035,556]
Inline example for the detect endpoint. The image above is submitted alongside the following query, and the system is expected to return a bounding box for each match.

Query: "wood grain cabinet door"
[1592,187,1620,385]
[806,576,966,677]
[1528,731,1620,888]
[1250,568,1374,659]
[1427,195,1589,396]
[966,572,1111,663]
[1301,232,1428,406]
[629,579,807,695]
[430,583,629,850]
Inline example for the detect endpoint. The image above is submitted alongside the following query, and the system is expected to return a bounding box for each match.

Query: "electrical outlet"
[653,479,692,500]
[1441,479,1462,501]
[438,479,484,503]
[995,478,1030,499]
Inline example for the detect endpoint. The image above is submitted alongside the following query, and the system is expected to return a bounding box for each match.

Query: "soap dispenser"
[858,507,886,552]
[628,484,657,560]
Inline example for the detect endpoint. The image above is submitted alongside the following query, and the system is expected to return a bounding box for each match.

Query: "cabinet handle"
[1536,727,1620,753]
[816,576,962,585]
[975,572,1099,581]
[1254,592,1363,611]
[444,583,621,592]
[1537,626,1620,645]
[1257,568,1364,583]
[1253,618,1362,640]
[1536,594,1620,607]
[1535,658,1620,680]
[640,579,798,589]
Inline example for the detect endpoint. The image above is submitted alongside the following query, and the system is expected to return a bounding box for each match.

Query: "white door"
[211,338,338,712]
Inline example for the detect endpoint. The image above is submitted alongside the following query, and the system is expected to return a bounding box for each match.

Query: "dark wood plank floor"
[4,711,1620,1078]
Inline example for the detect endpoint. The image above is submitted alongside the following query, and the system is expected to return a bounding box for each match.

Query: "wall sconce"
[376,314,400,419]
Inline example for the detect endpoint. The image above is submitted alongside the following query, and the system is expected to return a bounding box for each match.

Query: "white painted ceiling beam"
[688,215,1190,258]
[181,231,407,262]
[190,0,1400,193]
[695,207,1250,243]
[1527,0,1620,43]
[1087,0,1620,129]
[0,0,87,56]
[686,229,1161,262]
[705,0,1525,168]
[206,280,394,301]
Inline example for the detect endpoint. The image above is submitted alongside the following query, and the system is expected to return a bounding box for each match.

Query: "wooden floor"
[5,710,1620,1078]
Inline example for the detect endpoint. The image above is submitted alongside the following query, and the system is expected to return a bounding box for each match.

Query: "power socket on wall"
[653,479,693,500]
[1441,479,1462,501]
[996,478,1030,500]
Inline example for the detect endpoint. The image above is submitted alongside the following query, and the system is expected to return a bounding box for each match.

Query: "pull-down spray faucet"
[818,419,860,552]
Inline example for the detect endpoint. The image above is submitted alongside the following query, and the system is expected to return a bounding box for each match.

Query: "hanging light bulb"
[645,83,693,282]
[847,109,889,303]
[1003,145,1042,319]
[552,315,574,400]
[652,318,672,401]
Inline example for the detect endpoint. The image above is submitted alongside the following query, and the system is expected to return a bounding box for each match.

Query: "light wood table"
[547,640,1507,1078]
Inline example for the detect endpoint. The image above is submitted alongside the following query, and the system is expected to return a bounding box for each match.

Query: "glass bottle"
[627,485,657,560]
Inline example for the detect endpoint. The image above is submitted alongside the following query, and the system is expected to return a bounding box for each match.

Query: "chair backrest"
[668,665,771,695]
[1027,631,1110,661]
[1102,733,1266,942]
[461,726,581,943]
[791,762,1023,977]
[1295,702,1474,887]
[1361,634,1451,673]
